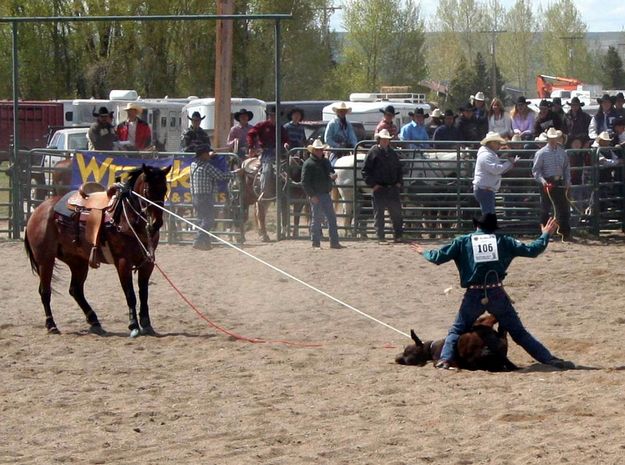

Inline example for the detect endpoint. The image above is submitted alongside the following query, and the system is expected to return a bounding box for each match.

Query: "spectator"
[301,138,343,249]
[228,108,254,159]
[399,107,430,149]
[589,94,617,139]
[551,97,566,127]
[455,103,481,144]
[510,96,536,141]
[532,128,572,241]
[614,92,625,118]
[471,91,489,140]
[411,213,574,370]
[324,101,358,166]
[375,105,400,139]
[362,129,403,244]
[534,99,563,137]
[283,107,307,150]
[433,109,462,149]
[182,111,211,152]
[472,131,518,214]
[612,117,625,148]
[87,106,117,151]
[427,108,443,137]
[488,97,513,139]
[116,103,152,151]
[564,97,592,147]
[190,143,241,250]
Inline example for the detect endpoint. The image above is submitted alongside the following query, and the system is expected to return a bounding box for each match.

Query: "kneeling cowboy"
[412,213,575,370]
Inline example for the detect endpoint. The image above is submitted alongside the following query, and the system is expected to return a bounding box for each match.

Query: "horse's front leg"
[137,261,156,336]
[115,258,140,337]
[256,199,270,242]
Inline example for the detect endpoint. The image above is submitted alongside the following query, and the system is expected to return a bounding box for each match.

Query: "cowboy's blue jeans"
[473,187,496,214]
[192,193,215,245]
[440,288,553,364]
[310,192,339,246]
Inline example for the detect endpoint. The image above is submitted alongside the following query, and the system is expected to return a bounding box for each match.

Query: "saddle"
[66,182,119,269]
[242,157,261,176]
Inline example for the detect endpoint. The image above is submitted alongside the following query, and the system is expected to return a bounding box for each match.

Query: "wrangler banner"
[71,152,230,204]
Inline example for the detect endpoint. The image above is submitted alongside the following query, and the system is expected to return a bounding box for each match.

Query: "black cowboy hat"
[408,107,429,118]
[458,102,474,112]
[287,107,305,120]
[233,108,253,122]
[379,105,399,115]
[566,96,585,107]
[188,111,206,121]
[616,92,625,101]
[443,109,456,118]
[93,106,113,117]
[516,96,528,105]
[552,97,562,105]
[194,143,213,156]
[597,93,615,104]
[473,213,499,233]
[538,99,552,108]
[613,117,625,127]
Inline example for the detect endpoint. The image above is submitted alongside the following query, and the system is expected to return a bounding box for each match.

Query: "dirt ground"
[1,234,625,465]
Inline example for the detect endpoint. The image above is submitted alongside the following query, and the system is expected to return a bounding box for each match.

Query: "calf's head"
[395,330,432,366]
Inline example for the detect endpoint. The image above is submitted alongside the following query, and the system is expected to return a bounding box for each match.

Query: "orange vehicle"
[536,74,583,98]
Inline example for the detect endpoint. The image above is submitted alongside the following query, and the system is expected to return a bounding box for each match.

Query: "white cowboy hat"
[473,91,485,102]
[306,138,330,153]
[331,101,352,113]
[122,102,143,113]
[535,132,549,142]
[597,131,612,142]
[375,128,393,139]
[545,127,564,139]
[480,131,506,146]
[431,108,442,118]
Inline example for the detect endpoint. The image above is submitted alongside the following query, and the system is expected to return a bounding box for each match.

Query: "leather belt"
[468,282,503,289]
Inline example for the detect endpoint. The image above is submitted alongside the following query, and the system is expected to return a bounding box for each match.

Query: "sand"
[1,235,625,464]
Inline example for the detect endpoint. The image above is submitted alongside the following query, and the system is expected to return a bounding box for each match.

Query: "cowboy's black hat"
[93,106,113,117]
[194,143,213,156]
[408,107,429,118]
[287,107,305,120]
[552,97,562,105]
[443,109,456,117]
[516,96,528,105]
[458,102,474,112]
[613,117,625,127]
[233,108,254,122]
[379,105,399,115]
[597,93,615,104]
[188,111,206,121]
[473,213,499,233]
[538,99,552,108]
[566,96,585,107]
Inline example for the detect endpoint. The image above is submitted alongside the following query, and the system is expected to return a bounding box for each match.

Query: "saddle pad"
[242,157,261,174]
[54,191,78,218]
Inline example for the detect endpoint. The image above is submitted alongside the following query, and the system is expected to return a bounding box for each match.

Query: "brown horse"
[24,164,172,337]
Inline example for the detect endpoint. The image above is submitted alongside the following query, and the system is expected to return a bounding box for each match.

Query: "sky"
[330,0,625,33]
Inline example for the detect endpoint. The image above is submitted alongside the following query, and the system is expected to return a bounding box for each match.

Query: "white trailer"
[182,98,267,138]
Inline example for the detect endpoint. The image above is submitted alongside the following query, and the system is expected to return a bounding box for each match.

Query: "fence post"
[591,148,600,236]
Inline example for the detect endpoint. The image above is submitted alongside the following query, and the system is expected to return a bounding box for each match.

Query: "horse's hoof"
[260,235,271,243]
[129,328,140,338]
[47,327,61,335]
[140,326,157,337]
[89,325,106,336]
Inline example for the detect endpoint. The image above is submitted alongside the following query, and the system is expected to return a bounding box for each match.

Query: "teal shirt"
[423,230,550,288]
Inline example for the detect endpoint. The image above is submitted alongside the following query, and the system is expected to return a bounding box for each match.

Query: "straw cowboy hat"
[535,132,549,142]
[306,138,330,153]
[122,102,143,113]
[596,131,612,142]
[473,91,485,102]
[545,127,564,140]
[331,101,352,113]
[234,108,254,121]
[374,128,393,139]
[431,108,443,118]
[480,131,506,146]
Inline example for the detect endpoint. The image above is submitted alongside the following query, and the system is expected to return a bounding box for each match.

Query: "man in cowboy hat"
[411,213,575,370]
[324,101,358,165]
[532,127,572,241]
[283,107,307,151]
[375,104,400,139]
[589,93,617,139]
[182,111,211,152]
[427,108,443,137]
[551,97,566,122]
[614,92,625,119]
[564,96,591,147]
[228,108,254,159]
[87,106,117,151]
[190,143,242,250]
[471,91,489,140]
[362,128,404,244]
[432,109,462,149]
[399,107,430,149]
[534,99,564,137]
[473,131,519,214]
[116,102,152,151]
[301,138,343,249]
[455,103,481,145]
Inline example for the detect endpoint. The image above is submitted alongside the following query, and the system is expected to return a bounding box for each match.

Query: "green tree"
[448,55,478,109]
[600,46,625,89]
[500,0,536,94]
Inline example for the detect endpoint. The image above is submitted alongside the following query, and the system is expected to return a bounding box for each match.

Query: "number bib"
[472,234,499,263]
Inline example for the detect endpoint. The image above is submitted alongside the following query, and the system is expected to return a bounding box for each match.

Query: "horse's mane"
[125,167,144,190]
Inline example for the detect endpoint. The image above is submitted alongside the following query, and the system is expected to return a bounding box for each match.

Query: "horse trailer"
[182,98,267,138]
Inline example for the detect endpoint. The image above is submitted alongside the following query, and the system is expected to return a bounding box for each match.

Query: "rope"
[132,191,411,340]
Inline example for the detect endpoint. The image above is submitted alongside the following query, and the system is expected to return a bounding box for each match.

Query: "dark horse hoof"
[47,327,61,335]
[140,326,157,337]
[88,325,107,336]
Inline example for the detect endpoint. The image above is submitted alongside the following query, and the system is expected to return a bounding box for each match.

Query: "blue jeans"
[372,186,403,240]
[310,192,339,246]
[192,193,215,245]
[473,187,496,214]
[440,288,553,364]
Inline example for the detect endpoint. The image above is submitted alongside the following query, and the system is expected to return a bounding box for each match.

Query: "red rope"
[154,262,322,348]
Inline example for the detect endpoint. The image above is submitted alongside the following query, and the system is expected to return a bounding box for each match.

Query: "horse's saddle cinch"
[242,157,261,176]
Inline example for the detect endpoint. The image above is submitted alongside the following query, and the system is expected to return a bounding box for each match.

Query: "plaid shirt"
[190,158,235,195]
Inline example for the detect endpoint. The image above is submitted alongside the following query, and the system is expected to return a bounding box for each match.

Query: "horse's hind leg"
[68,260,104,335]
[37,261,59,334]
[137,262,156,336]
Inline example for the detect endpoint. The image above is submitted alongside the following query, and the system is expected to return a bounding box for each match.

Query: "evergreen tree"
[448,55,478,110]
[601,46,625,89]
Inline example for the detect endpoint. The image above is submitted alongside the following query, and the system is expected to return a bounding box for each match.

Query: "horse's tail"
[24,230,40,276]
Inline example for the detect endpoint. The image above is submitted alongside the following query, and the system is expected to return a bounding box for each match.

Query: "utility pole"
[559,35,583,77]
[214,0,234,148]
[311,3,342,48]
[479,29,506,98]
